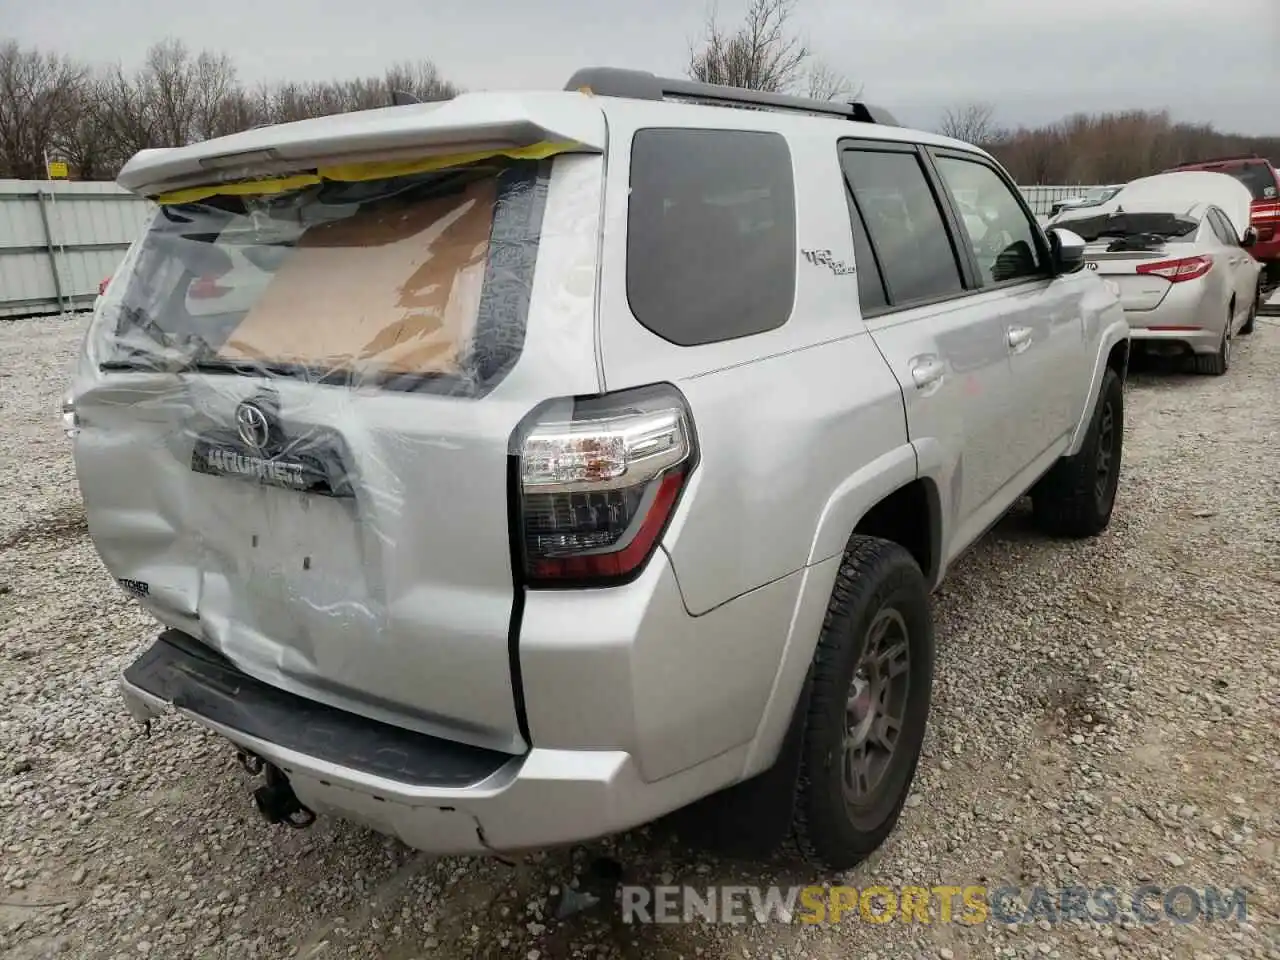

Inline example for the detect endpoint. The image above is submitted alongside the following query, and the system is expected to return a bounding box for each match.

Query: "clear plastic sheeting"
[86,157,552,394]
[69,150,604,756]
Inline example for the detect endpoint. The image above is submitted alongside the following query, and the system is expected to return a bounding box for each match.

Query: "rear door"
[839,141,1016,553]
[1207,207,1258,320]
[72,149,606,755]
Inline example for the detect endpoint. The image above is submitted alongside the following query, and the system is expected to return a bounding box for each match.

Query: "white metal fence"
[0,179,1105,319]
[0,180,154,318]
[1020,185,1106,221]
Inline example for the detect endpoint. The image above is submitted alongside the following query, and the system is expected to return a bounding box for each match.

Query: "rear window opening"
[1060,211,1199,244]
[99,157,552,395]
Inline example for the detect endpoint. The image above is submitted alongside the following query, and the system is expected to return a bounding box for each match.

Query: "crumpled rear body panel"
[71,150,606,755]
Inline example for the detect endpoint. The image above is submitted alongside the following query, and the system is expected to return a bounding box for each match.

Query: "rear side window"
[840,149,964,305]
[626,129,796,346]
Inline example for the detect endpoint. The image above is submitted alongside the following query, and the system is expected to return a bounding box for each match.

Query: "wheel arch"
[1067,316,1130,458]
[742,466,943,780]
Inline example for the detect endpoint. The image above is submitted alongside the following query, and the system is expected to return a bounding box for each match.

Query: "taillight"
[98,276,111,296]
[1252,200,1280,240]
[1136,255,1212,283]
[513,383,697,587]
[188,275,232,299]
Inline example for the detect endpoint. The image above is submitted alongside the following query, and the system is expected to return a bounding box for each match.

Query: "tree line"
[0,39,458,180]
[2,0,1276,186]
[940,102,1279,186]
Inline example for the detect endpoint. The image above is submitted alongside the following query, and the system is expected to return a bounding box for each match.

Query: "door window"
[1207,208,1239,246]
[932,155,1048,286]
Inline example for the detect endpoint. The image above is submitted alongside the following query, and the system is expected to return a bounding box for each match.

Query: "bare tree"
[939,101,997,145]
[806,60,860,101]
[0,41,87,178]
[383,60,460,104]
[191,50,240,140]
[689,0,811,92]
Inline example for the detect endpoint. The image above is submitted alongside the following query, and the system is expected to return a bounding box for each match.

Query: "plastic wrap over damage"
[71,149,604,755]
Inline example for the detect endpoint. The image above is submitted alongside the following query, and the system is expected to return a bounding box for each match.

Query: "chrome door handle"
[1007,325,1033,352]
[911,358,946,389]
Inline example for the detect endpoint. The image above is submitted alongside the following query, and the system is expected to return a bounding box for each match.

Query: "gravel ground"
[1,312,1278,960]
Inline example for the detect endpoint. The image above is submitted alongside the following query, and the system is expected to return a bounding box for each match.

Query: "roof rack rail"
[1165,154,1263,167]
[563,67,897,126]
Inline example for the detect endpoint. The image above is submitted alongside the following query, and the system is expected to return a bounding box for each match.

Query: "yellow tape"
[157,174,322,206]
[155,141,580,205]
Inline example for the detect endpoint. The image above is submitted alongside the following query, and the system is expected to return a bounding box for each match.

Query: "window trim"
[842,182,889,313]
[624,125,798,348]
[925,146,1056,291]
[838,138,979,318]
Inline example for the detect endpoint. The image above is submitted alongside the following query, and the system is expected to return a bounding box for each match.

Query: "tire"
[788,536,934,870]
[1032,366,1124,538]
[1192,316,1230,376]
[1240,287,1257,336]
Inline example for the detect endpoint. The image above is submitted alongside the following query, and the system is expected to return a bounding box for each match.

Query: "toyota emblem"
[235,401,271,451]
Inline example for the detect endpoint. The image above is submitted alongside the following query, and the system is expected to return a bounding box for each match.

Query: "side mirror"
[1048,227,1087,274]
[1242,226,1258,248]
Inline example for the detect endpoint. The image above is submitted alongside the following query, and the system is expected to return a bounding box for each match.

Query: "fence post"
[35,190,66,313]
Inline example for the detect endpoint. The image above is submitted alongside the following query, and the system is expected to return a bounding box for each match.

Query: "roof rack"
[1165,154,1263,168]
[563,67,897,126]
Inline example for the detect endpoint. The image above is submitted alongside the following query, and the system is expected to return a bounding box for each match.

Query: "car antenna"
[390,89,421,106]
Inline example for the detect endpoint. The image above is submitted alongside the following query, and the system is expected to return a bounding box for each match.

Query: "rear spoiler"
[116,93,606,199]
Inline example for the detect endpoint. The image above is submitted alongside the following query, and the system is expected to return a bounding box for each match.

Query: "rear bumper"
[1123,283,1224,354]
[120,625,755,855]
[1128,326,1222,354]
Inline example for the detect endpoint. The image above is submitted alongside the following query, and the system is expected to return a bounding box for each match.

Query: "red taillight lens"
[98,276,111,296]
[1136,255,1213,283]
[188,275,232,299]
[1252,200,1279,241]
[514,384,697,587]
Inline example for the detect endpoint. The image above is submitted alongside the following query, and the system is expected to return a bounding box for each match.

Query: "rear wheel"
[1192,314,1230,375]
[1032,366,1124,538]
[788,536,934,870]
[1240,285,1258,335]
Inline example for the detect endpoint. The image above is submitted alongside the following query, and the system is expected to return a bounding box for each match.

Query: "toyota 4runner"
[68,67,1130,869]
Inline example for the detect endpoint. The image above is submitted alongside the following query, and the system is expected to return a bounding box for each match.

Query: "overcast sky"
[5,0,1278,135]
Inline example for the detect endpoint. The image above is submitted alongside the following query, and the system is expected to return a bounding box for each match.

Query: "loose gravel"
[2,312,1278,960]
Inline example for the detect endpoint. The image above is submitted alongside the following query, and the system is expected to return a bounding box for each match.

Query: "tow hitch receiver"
[248,759,316,829]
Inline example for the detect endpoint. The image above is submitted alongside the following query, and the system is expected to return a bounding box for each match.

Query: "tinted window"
[844,188,888,311]
[933,155,1047,286]
[1222,162,1277,200]
[627,129,796,346]
[840,149,963,304]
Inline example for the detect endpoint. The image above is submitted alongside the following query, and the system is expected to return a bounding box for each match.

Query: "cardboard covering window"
[216,177,498,378]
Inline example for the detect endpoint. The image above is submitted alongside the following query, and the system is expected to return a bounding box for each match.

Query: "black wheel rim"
[1095,400,1115,504]
[843,608,910,804]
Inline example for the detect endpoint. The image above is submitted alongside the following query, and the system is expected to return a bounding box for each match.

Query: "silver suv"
[70,68,1130,869]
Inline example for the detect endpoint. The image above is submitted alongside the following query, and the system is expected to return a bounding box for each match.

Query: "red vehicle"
[1164,155,1280,294]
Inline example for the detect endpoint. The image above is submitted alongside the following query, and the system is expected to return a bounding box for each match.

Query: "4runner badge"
[801,248,856,276]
